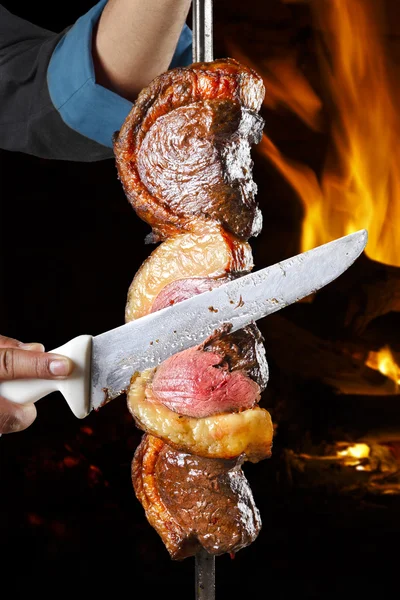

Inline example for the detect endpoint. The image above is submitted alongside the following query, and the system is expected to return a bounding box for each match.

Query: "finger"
[0,335,45,352]
[0,396,37,434]
[18,343,46,352]
[0,349,73,381]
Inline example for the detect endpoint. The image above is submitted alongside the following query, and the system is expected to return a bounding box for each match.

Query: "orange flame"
[336,442,370,469]
[336,443,370,460]
[241,0,400,266]
[366,346,400,390]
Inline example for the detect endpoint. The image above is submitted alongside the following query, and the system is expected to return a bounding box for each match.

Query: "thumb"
[0,348,73,381]
[0,395,37,434]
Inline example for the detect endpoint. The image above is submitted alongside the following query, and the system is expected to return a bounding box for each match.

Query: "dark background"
[0,2,398,598]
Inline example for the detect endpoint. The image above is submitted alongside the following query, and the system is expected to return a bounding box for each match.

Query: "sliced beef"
[149,275,269,417]
[149,274,238,313]
[124,226,253,321]
[151,346,261,418]
[132,434,261,559]
[128,369,274,462]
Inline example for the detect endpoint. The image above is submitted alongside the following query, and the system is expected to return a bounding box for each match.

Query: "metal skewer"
[192,3,216,598]
[195,547,216,599]
[192,0,214,62]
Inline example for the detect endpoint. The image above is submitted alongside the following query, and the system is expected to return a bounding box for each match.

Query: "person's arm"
[0,335,72,434]
[0,1,192,161]
[0,4,110,161]
[92,0,192,101]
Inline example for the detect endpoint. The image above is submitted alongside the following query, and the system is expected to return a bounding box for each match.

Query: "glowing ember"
[80,426,94,436]
[366,346,400,390]
[63,456,80,468]
[287,441,400,493]
[337,443,370,462]
[298,442,371,466]
[234,0,400,266]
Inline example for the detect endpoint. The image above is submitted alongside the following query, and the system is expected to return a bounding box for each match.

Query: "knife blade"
[0,229,367,419]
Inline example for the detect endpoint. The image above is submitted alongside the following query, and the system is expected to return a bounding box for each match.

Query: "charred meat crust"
[132,434,199,560]
[113,58,265,241]
[132,434,261,559]
[202,323,269,390]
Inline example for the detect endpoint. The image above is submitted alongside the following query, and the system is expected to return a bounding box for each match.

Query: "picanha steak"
[113,58,273,559]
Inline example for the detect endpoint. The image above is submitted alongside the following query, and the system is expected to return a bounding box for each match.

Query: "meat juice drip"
[113,59,273,558]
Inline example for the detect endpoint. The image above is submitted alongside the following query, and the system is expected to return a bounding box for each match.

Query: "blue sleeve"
[47,0,193,149]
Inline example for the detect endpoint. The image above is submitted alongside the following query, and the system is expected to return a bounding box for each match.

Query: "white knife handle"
[0,335,92,419]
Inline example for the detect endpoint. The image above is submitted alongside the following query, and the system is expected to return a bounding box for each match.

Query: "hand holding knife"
[0,230,368,421]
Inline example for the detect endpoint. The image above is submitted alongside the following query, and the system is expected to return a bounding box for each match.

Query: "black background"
[0,2,398,598]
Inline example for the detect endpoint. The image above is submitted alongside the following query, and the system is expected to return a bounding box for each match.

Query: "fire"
[331,442,371,471]
[336,443,370,462]
[237,0,400,266]
[290,441,400,492]
[366,346,400,390]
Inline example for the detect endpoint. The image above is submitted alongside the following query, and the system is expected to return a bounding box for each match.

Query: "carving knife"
[0,229,367,419]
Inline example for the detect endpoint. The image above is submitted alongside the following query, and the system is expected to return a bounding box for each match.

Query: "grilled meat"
[150,345,262,418]
[149,276,269,418]
[132,435,262,559]
[125,224,252,321]
[202,324,269,391]
[114,58,272,559]
[113,58,265,242]
[128,368,273,462]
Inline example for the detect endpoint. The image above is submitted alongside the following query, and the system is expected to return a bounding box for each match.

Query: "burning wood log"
[311,254,400,337]
[283,441,400,497]
[260,311,400,396]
